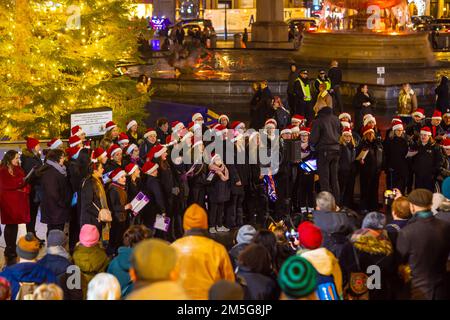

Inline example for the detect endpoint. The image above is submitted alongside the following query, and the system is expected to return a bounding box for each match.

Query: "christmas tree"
[0,0,151,140]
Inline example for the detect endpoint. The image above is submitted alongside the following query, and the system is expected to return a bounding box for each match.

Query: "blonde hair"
[87,273,121,300]
[339,134,355,147]
[32,284,64,300]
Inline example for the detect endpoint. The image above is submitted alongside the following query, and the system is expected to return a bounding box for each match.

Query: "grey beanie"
[362,212,386,230]
[236,225,256,245]
[47,230,66,247]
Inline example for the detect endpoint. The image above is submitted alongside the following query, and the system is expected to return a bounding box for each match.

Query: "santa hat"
[104,121,117,132]
[291,114,305,124]
[281,127,292,135]
[147,144,167,161]
[125,163,139,176]
[362,125,375,136]
[265,118,277,129]
[432,110,442,120]
[288,124,300,134]
[69,135,82,148]
[230,121,245,130]
[412,108,425,119]
[192,113,203,122]
[125,143,138,156]
[300,127,311,135]
[338,113,351,121]
[171,121,185,133]
[363,115,376,127]
[215,124,227,136]
[391,116,402,124]
[143,128,157,139]
[420,126,432,136]
[142,162,159,175]
[126,120,138,131]
[442,138,450,149]
[188,121,201,132]
[210,153,221,165]
[218,114,229,123]
[342,127,353,136]
[118,133,129,145]
[107,144,122,158]
[47,138,62,150]
[91,147,107,163]
[392,122,404,131]
[109,168,126,182]
[66,146,81,159]
[25,137,40,151]
[71,125,84,137]
[341,121,351,129]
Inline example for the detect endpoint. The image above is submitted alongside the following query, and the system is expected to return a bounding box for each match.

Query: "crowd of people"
[1,61,450,300]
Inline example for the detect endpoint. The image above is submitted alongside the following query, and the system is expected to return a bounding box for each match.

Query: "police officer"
[294,69,313,124]
[314,70,331,101]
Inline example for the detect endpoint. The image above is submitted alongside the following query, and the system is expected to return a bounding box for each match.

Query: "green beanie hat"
[278,255,318,299]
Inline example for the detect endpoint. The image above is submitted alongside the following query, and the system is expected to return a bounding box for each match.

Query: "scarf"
[209,163,229,181]
[350,228,393,256]
[47,246,71,260]
[46,160,67,177]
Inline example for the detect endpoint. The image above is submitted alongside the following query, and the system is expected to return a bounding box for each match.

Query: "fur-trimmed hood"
[350,228,393,256]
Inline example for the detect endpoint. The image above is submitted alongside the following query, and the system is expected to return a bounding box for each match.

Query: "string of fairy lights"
[0,0,148,139]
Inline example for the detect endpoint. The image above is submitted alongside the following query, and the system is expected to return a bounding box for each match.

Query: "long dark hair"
[1,150,18,168]
[252,230,278,270]
[238,244,273,276]
[358,84,368,93]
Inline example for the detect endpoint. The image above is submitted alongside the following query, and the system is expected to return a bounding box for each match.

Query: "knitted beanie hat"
[236,225,257,245]
[16,232,40,260]
[278,255,318,299]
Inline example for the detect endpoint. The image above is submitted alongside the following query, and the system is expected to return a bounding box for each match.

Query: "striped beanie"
[278,255,318,299]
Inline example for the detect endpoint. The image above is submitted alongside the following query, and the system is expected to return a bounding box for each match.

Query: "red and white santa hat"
[230,121,245,131]
[188,121,201,132]
[91,147,107,163]
[107,144,122,158]
[214,124,228,136]
[142,161,159,175]
[281,127,292,135]
[442,138,450,149]
[143,128,157,139]
[218,114,229,123]
[109,168,126,183]
[362,125,375,136]
[147,144,167,161]
[125,163,139,176]
[342,127,353,136]
[171,121,185,133]
[165,135,178,147]
[341,121,351,129]
[118,133,129,145]
[47,138,63,150]
[363,115,376,127]
[300,127,311,135]
[338,113,352,121]
[412,108,425,119]
[391,116,402,124]
[125,143,138,156]
[291,114,305,125]
[126,120,138,131]
[66,146,81,159]
[392,121,404,131]
[265,118,277,129]
[432,110,442,121]
[104,121,117,132]
[420,126,432,136]
[71,125,84,137]
[69,135,82,148]
[192,113,203,122]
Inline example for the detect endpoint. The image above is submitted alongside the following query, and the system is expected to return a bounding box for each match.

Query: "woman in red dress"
[0,150,30,265]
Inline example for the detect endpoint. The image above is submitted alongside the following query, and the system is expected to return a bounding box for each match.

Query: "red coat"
[0,166,30,224]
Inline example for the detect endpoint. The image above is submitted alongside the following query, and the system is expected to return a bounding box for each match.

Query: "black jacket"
[435,78,449,113]
[397,213,450,300]
[229,243,249,271]
[405,120,423,141]
[107,183,128,223]
[287,71,299,94]
[310,107,341,152]
[38,164,72,225]
[79,176,106,229]
[156,127,170,145]
[139,140,155,163]
[20,149,43,200]
[328,66,342,87]
[206,168,231,203]
[236,267,280,300]
[339,143,356,173]
[144,175,166,216]
[357,138,384,173]
[68,158,84,194]
[411,141,443,178]
[352,92,376,132]
[383,135,409,174]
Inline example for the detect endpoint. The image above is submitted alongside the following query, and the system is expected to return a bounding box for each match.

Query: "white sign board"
[377,77,385,85]
[71,109,112,137]
[377,67,385,75]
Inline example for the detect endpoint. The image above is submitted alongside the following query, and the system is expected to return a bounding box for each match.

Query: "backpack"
[16,282,38,300]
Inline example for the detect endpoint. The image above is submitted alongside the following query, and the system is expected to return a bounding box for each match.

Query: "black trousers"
[209,202,225,228]
[226,193,244,228]
[47,223,65,238]
[69,204,81,252]
[3,224,18,260]
[317,150,341,203]
[360,168,380,211]
[26,199,40,236]
[331,86,343,113]
[189,186,206,208]
[287,93,296,114]
[296,172,315,208]
[386,169,408,195]
[296,101,314,125]
[339,170,356,209]
[107,219,129,256]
